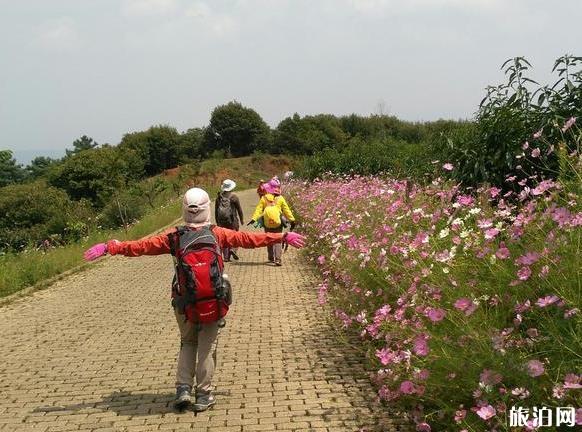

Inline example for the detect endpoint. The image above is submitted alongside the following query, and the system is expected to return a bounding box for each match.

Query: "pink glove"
[283,232,306,249]
[83,243,108,261]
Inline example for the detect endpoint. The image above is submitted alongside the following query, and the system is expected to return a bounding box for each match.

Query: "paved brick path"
[0,189,407,432]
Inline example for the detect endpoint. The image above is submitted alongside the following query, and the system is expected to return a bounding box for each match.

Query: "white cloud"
[121,0,178,17]
[185,1,238,36]
[36,17,81,52]
[347,0,504,14]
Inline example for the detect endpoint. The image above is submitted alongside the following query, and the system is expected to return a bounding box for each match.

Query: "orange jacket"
[107,225,283,257]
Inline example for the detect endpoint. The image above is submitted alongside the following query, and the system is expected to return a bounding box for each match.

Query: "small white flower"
[442,267,450,274]
[469,208,482,215]
[439,228,450,239]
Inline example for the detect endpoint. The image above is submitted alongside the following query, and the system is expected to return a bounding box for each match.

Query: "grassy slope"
[0,155,295,299]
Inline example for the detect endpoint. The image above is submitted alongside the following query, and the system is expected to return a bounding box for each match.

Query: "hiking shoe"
[275,259,282,266]
[230,251,239,261]
[193,393,216,412]
[174,385,192,410]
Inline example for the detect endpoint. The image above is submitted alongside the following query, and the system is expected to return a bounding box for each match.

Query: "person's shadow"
[32,389,231,416]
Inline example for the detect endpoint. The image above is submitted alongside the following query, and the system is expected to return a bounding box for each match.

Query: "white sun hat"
[221,179,237,192]
[182,187,211,227]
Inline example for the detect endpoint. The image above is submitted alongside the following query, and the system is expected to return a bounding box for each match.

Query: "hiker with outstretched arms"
[215,179,244,262]
[248,177,296,266]
[83,187,306,412]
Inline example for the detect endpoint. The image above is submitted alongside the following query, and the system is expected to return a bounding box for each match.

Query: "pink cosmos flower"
[454,298,477,316]
[456,195,474,206]
[476,405,496,420]
[533,128,543,139]
[515,252,540,265]
[531,148,541,158]
[454,409,467,423]
[484,228,500,240]
[426,307,446,322]
[416,422,431,432]
[517,266,532,281]
[535,295,559,307]
[511,387,530,399]
[531,179,555,196]
[414,369,430,380]
[399,380,415,394]
[526,359,545,377]
[375,347,396,365]
[489,186,501,198]
[495,243,511,259]
[317,255,326,265]
[522,141,529,150]
[413,334,430,356]
[443,163,454,171]
[562,116,576,132]
[477,219,493,229]
[480,369,503,386]
[563,373,581,387]
[515,300,531,313]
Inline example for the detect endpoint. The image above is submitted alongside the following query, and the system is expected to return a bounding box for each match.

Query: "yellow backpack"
[263,196,282,228]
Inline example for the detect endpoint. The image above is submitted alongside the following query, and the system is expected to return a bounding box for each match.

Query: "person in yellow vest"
[248,177,295,266]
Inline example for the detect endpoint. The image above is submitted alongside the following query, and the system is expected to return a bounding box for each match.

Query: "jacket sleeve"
[279,197,296,222]
[212,226,283,248]
[251,197,266,221]
[107,233,172,257]
[232,195,244,224]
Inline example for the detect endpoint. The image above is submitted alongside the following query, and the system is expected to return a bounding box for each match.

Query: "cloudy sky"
[1,0,581,163]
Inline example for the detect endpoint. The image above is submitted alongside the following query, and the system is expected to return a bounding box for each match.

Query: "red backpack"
[169,226,229,323]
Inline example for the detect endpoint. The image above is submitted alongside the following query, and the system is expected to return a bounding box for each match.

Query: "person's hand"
[83,243,108,261]
[247,220,255,226]
[283,232,306,249]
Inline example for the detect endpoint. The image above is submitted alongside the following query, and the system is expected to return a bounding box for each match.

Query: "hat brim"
[221,183,236,192]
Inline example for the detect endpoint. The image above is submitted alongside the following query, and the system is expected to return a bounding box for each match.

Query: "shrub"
[0,181,93,251]
[297,138,434,181]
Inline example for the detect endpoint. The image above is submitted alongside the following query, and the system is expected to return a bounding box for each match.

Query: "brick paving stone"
[0,189,407,432]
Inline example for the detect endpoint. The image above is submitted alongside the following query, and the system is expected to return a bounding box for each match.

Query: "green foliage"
[65,135,98,157]
[25,156,59,180]
[274,113,347,155]
[204,101,272,157]
[178,128,204,162]
[444,55,582,186]
[119,125,181,176]
[0,150,26,187]
[47,146,141,207]
[297,138,433,181]
[0,180,92,251]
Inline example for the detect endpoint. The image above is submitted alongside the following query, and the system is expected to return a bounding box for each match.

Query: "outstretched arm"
[212,226,306,249]
[84,233,172,260]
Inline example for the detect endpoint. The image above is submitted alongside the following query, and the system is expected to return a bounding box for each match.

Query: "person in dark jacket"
[215,179,244,262]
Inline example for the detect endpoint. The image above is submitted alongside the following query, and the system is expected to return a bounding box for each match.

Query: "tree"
[48,146,140,207]
[274,114,346,155]
[178,128,204,163]
[0,150,26,187]
[204,101,272,157]
[25,156,59,180]
[119,125,181,176]
[66,135,98,157]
